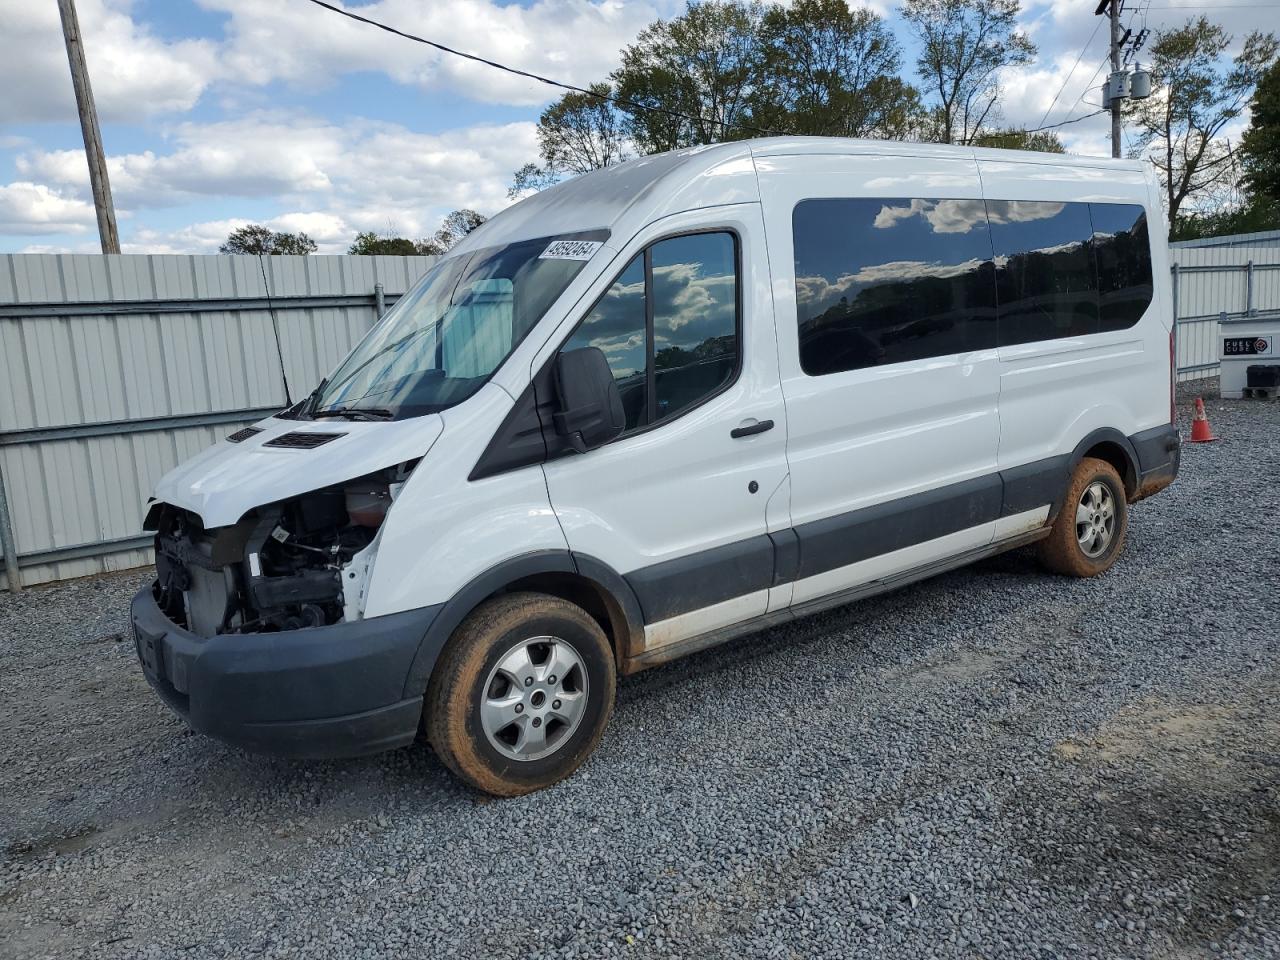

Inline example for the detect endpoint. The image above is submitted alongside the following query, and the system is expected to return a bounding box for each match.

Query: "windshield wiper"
[312,406,395,421]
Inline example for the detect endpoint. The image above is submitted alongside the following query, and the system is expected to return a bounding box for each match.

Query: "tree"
[510,84,631,196]
[612,1,770,153]
[1130,18,1279,230]
[348,232,425,256]
[900,0,1035,145]
[1170,202,1279,241]
[752,0,920,139]
[220,224,318,255]
[970,128,1065,153]
[347,211,487,257]
[425,209,486,253]
[1240,58,1280,211]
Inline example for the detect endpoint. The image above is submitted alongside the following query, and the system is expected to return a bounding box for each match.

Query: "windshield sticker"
[539,239,603,261]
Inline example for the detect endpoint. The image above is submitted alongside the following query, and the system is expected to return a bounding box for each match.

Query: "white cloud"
[200,0,672,107]
[0,0,220,124]
[10,112,539,252]
[0,182,96,235]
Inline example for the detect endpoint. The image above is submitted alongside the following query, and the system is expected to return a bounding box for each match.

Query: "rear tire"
[425,591,616,797]
[1036,456,1128,577]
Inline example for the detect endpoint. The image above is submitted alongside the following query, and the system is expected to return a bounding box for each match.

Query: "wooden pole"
[57,0,120,254]
[1109,0,1123,158]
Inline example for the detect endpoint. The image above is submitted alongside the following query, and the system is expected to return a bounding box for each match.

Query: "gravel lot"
[2,386,1278,960]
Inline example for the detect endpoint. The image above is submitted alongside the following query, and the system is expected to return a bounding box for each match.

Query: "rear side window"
[563,231,739,431]
[1089,203,1153,332]
[792,198,997,376]
[987,200,1098,346]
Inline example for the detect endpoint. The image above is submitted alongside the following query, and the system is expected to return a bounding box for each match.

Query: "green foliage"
[431,209,487,252]
[347,211,487,257]
[219,224,317,256]
[753,0,920,139]
[348,232,428,256]
[970,128,1065,153]
[613,1,770,153]
[900,0,1035,145]
[1240,60,1280,208]
[1171,200,1280,242]
[1129,16,1279,229]
[508,85,630,197]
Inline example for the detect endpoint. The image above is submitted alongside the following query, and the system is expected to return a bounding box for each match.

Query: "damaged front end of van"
[130,226,611,759]
[130,423,444,758]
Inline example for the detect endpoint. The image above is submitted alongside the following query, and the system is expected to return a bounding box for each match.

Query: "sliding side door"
[755,150,1003,607]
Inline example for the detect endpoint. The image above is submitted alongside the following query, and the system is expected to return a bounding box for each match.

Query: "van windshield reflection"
[305,231,607,420]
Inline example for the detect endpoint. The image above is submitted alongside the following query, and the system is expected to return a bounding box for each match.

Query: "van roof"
[452,137,1150,255]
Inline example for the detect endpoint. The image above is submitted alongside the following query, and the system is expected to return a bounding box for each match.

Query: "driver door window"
[562,232,739,434]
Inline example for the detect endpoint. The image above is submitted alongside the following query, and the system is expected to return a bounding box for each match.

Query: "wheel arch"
[402,551,644,699]
[1070,428,1140,499]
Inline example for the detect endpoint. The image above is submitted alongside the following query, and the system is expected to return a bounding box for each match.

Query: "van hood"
[152,414,445,528]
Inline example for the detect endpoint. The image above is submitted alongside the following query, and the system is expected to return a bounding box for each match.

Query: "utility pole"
[57,0,120,254]
[1107,0,1123,158]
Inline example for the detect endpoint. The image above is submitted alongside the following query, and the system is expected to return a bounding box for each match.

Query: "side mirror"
[552,347,625,453]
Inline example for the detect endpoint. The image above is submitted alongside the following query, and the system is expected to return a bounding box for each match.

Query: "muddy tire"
[425,591,615,797]
[1036,456,1129,577]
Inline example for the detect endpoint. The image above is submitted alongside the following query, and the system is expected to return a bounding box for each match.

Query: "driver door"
[538,205,791,654]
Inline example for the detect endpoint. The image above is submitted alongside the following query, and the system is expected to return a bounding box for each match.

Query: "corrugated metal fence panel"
[1171,244,1280,383]
[2,241,1276,589]
[0,253,434,590]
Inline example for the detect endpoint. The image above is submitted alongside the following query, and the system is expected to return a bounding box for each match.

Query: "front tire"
[426,592,616,797]
[1036,456,1129,577]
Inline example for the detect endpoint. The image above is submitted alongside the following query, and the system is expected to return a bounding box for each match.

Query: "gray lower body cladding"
[623,424,1182,625]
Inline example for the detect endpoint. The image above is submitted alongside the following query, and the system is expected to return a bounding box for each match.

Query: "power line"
[300,0,780,138]
[1038,18,1105,129]
[1062,53,1113,125]
[1024,109,1109,134]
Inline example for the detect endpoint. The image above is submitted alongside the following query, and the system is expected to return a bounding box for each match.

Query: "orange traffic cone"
[1189,397,1218,443]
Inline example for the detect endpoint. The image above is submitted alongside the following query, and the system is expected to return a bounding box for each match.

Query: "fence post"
[374,282,386,319]
[1245,260,1255,316]
[0,462,22,593]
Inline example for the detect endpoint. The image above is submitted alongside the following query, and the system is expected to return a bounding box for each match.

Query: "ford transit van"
[131,138,1180,795]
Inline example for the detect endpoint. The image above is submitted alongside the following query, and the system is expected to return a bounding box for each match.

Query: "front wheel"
[1036,456,1129,577]
[426,592,616,796]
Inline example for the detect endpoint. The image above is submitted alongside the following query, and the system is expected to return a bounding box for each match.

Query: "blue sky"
[0,0,1271,254]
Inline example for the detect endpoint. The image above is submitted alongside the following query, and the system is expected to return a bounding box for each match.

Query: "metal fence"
[0,242,1275,591]
[1171,245,1280,382]
[0,253,435,591]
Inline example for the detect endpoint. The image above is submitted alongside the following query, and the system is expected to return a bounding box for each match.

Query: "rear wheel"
[1036,456,1128,577]
[426,592,616,797]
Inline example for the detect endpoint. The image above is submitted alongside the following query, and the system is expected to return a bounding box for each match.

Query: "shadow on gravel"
[1024,687,1280,952]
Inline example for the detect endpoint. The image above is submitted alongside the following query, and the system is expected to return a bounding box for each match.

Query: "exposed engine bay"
[148,461,416,636]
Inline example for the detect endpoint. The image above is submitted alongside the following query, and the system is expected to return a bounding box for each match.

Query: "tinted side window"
[1090,203,1153,332]
[650,233,738,421]
[563,254,647,430]
[793,198,997,376]
[987,200,1098,346]
[561,232,740,433]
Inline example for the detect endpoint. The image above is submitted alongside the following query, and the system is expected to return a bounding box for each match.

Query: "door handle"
[730,419,774,439]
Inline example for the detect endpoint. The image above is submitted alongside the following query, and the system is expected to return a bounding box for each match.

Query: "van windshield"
[306,231,608,420]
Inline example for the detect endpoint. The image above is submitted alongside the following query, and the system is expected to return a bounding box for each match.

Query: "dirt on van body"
[1,385,1278,960]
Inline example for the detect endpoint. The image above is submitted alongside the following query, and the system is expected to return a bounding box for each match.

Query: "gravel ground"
[2,385,1278,960]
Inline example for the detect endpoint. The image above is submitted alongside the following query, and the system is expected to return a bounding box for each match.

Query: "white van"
[132,138,1180,795]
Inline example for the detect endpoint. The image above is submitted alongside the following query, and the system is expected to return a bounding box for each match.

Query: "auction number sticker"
[539,239,603,261]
